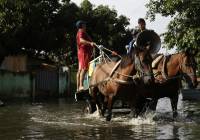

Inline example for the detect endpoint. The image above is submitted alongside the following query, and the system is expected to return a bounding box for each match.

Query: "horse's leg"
[135,97,151,117]
[96,93,105,117]
[170,95,178,118]
[130,97,143,118]
[128,101,136,117]
[126,95,143,118]
[101,96,108,117]
[149,99,158,111]
[129,105,140,118]
[105,95,114,121]
[89,87,99,113]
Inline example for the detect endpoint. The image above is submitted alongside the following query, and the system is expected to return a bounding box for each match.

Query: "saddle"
[152,54,171,83]
[152,54,163,69]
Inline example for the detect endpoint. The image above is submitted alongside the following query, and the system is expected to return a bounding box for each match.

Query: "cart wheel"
[83,100,96,114]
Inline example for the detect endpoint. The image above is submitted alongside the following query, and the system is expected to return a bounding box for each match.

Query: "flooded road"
[1,95,200,140]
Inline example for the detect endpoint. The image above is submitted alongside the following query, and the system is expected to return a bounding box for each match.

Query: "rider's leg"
[76,69,81,91]
[79,69,87,90]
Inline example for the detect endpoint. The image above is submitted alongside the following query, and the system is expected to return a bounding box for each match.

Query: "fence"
[0,67,70,100]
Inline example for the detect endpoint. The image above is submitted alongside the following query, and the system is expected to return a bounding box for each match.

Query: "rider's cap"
[138,18,146,24]
[76,20,86,29]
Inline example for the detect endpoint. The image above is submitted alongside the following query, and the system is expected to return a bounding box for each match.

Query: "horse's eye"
[185,63,190,67]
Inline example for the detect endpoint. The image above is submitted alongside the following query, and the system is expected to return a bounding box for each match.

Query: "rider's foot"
[78,86,84,91]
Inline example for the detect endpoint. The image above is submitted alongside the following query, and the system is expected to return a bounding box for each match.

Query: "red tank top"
[76,30,93,55]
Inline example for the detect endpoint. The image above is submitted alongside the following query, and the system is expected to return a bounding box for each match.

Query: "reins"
[95,45,138,80]
[88,45,150,88]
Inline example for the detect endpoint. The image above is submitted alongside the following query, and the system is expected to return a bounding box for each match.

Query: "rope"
[95,45,122,59]
[87,45,139,89]
[94,45,154,81]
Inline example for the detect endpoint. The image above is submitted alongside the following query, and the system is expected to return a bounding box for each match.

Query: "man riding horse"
[126,18,147,54]
[88,28,161,121]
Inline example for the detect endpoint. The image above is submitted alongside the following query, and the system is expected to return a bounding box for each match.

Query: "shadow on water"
[1,95,200,139]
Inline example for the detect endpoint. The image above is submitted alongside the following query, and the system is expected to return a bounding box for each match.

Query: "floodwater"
[1,95,200,140]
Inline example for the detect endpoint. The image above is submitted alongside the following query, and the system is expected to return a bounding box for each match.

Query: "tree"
[63,0,132,66]
[0,0,132,67]
[79,1,132,53]
[146,0,200,75]
[146,0,200,51]
[0,0,62,54]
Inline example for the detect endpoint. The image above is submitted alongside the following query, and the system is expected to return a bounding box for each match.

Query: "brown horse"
[89,47,154,121]
[137,49,198,118]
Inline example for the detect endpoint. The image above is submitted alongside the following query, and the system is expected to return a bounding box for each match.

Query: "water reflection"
[0,97,200,139]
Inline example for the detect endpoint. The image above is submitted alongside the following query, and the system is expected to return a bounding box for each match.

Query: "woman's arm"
[80,38,95,47]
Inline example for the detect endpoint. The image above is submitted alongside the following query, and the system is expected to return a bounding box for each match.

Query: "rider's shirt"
[76,30,93,70]
[126,29,146,54]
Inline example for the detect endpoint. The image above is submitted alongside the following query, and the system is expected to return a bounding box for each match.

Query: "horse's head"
[180,49,198,88]
[134,46,154,85]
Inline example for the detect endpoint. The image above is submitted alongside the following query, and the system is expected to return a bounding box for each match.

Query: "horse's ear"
[186,48,199,56]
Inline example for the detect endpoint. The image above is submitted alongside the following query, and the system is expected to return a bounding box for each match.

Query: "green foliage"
[0,0,25,33]
[146,0,200,76]
[146,0,200,51]
[87,4,131,53]
[0,0,132,67]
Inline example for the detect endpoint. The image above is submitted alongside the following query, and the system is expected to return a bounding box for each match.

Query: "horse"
[89,46,154,121]
[136,48,198,118]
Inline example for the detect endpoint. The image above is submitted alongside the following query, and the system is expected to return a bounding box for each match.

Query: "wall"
[0,68,70,100]
[0,70,33,98]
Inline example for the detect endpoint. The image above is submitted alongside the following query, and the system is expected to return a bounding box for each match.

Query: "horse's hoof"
[83,101,96,114]
[106,117,111,122]
[173,112,178,118]
[101,110,105,117]
[106,115,111,121]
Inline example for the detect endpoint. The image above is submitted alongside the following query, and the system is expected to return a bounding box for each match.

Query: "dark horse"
[136,49,198,118]
[89,46,154,121]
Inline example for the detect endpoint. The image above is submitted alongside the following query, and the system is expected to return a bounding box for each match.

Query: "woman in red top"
[76,20,95,91]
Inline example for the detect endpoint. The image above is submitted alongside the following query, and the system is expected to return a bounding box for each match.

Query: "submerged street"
[1,95,200,139]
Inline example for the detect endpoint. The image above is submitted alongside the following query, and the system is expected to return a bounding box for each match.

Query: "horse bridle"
[134,54,152,78]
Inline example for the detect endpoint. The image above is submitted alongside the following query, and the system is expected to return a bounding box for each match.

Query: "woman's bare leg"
[76,70,81,91]
[79,69,87,90]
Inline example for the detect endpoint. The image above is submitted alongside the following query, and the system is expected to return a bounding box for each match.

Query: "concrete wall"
[0,70,33,98]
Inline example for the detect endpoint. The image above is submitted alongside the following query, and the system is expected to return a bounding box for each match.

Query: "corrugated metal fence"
[35,70,58,94]
[0,67,70,100]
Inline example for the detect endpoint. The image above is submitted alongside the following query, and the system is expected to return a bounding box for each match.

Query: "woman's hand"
[90,42,96,47]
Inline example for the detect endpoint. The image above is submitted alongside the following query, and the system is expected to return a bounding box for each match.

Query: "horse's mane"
[120,47,135,68]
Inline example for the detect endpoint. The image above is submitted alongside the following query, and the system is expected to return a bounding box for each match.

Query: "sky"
[70,0,175,53]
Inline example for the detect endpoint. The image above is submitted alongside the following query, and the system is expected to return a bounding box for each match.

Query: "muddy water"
[0,95,200,140]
